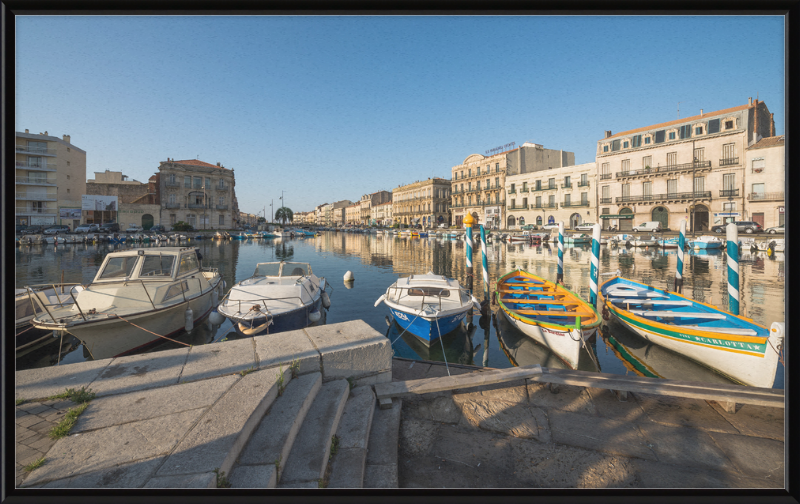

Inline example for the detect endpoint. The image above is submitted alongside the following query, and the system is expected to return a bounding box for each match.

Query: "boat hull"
[499,309,597,369]
[230,298,324,337]
[389,307,468,345]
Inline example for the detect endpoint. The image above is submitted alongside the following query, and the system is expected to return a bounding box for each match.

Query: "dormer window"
[695,126,703,135]
[623,141,629,148]
[725,120,734,130]
[668,132,676,140]
[603,145,609,152]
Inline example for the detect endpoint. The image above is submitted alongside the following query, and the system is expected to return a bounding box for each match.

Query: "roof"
[747,135,784,150]
[606,103,754,140]
[168,159,228,170]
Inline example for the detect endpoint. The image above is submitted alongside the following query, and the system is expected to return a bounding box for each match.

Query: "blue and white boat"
[374,272,480,346]
[657,238,680,249]
[217,261,331,337]
[689,235,724,249]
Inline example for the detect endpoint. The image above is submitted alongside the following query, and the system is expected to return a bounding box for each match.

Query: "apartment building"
[392,178,451,227]
[596,98,775,232]
[331,200,353,226]
[358,191,392,225]
[744,136,784,228]
[15,130,86,229]
[371,201,393,226]
[158,159,237,230]
[345,202,361,225]
[505,162,596,229]
[451,143,575,228]
[86,170,161,229]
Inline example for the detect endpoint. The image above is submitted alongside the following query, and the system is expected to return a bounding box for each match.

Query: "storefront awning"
[599,214,635,219]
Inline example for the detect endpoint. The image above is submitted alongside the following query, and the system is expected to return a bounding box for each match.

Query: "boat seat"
[630,310,727,320]
[501,299,579,306]
[512,309,594,318]
[613,300,693,306]
[605,290,668,298]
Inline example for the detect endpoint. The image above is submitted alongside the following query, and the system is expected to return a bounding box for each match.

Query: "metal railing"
[508,204,527,210]
[187,203,210,209]
[531,185,557,192]
[16,207,56,214]
[600,173,612,180]
[747,192,784,201]
[719,189,739,197]
[577,181,590,188]
[165,181,180,187]
[216,185,227,191]
[532,202,558,209]
[561,183,572,189]
[600,197,612,204]
[614,191,711,203]
[164,203,180,209]
[16,176,56,185]
[16,145,57,156]
[16,192,57,201]
[719,158,739,167]
[16,161,57,171]
[616,160,711,178]
[386,282,472,313]
[508,189,516,194]
[216,204,229,210]
[520,188,529,193]
[562,201,590,207]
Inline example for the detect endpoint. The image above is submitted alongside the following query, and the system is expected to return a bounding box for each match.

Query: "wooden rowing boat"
[598,276,782,388]
[495,269,601,369]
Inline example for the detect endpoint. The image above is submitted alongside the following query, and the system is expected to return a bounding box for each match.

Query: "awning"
[599,214,635,219]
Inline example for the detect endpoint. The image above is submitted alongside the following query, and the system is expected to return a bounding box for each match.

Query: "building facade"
[86,170,161,229]
[158,159,237,230]
[595,98,775,232]
[15,130,86,228]
[504,162,597,229]
[392,178,451,227]
[358,191,392,225]
[345,203,360,225]
[451,143,575,228]
[371,201,393,226]
[744,136,784,228]
[331,200,353,226]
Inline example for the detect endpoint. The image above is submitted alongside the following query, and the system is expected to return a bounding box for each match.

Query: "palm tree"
[275,206,293,226]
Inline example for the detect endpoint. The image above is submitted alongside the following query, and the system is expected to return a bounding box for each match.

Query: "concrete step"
[229,372,323,488]
[327,386,376,488]
[277,379,350,488]
[363,397,403,488]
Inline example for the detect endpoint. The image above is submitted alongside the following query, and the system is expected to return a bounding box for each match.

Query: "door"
[619,208,633,231]
[570,213,582,228]
[693,204,709,232]
[652,207,669,229]
[141,214,154,230]
[752,213,765,227]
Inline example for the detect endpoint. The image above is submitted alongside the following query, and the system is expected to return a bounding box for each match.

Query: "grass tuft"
[240,366,255,377]
[277,365,286,396]
[212,468,231,488]
[24,457,46,472]
[290,358,300,379]
[47,386,96,404]
[48,403,89,439]
[16,398,25,406]
[329,435,339,460]
[346,377,355,390]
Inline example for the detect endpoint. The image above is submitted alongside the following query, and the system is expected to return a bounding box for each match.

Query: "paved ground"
[14,399,76,487]
[391,358,784,489]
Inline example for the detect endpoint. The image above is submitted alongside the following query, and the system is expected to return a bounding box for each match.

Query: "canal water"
[15,232,785,389]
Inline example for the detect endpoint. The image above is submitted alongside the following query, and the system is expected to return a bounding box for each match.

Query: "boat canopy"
[254,262,312,277]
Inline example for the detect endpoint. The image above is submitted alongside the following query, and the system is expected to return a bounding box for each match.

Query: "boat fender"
[238,321,271,336]
[374,294,386,307]
[184,306,194,332]
[602,305,610,321]
[321,291,331,309]
[309,309,322,323]
[208,309,225,325]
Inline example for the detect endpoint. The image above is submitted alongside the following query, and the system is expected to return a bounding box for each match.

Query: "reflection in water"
[15,233,785,389]
[387,318,477,365]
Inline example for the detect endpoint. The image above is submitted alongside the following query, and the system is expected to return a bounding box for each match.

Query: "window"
[468,182,472,191]
[612,140,621,151]
[205,177,211,189]
[548,195,555,206]
[695,126,703,135]
[140,255,175,277]
[668,132,676,140]
[602,186,610,200]
[622,184,630,198]
[535,180,541,190]
[603,145,609,152]
[645,137,651,145]
[170,214,176,225]
[476,167,480,176]
[723,202,736,211]
[723,143,736,162]
[602,208,610,215]
[633,135,642,147]
[184,176,191,188]
[643,181,652,198]
[219,196,225,205]
[522,197,527,208]
[564,176,571,186]
[751,158,766,173]
[621,160,630,173]
[548,178,555,189]
[496,163,499,172]
[495,177,499,188]
[581,173,587,185]
[564,194,571,205]
[169,194,176,205]
[642,156,652,169]
[694,148,704,163]
[98,256,139,280]
[164,281,189,302]
[468,168,471,177]
[510,183,515,192]
[694,176,705,193]
[723,174,736,191]
[667,152,677,166]
[623,141,629,148]
[708,119,720,134]
[581,192,588,205]
[522,182,527,191]
[536,196,541,207]
[495,194,499,204]
[601,163,610,178]
[667,179,677,195]
[725,120,734,130]
[751,183,765,195]
[454,173,458,180]
[477,181,481,190]
[169,174,176,184]
[679,125,692,139]
[654,130,665,143]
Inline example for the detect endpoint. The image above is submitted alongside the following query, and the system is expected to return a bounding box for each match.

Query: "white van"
[632,221,662,232]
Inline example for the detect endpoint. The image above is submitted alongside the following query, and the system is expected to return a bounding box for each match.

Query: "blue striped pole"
[480,224,489,302]
[726,222,739,315]
[556,222,564,284]
[589,224,601,307]
[675,219,686,293]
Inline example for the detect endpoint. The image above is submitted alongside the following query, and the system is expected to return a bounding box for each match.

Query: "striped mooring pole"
[556,221,565,284]
[675,219,686,293]
[726,222,739,315]
[464,213,474,295]
[480,224,489,302]
[589,224,601,308]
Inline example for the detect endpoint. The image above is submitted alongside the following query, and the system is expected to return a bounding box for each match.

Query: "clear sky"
[16,15,785,215]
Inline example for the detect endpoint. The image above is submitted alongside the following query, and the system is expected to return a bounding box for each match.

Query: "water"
[15,233,785,389]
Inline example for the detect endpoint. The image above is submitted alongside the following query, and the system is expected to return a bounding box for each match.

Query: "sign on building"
[59,208,82,219]
[82,195,118,211]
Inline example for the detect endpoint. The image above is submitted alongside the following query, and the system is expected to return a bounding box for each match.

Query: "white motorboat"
[632,235,659,247]
[30,247,223,360]
[217,261,331,337]
[689,235,724,249]
[15,286,81,352]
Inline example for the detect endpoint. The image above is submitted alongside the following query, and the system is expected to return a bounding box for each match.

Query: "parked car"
[99,222,120,233]
[43,225,71,235]
[126,224,143,233]
[22,225,44,234]
[541,223,560,230]
[573,222,598,232]
[765,224,784,234]
[711,221,763,234]
[150,224,167,233]
[632,221,663,233]
[75,223,99,233]
[16,224,29,234]
[521,224,537,231]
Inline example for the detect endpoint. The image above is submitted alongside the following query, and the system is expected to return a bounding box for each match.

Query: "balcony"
[165,180,180,187]
[16,145,57,156]
[747,192,784,202]
[16,192,57,201]
[216,204,229,210]
[577,181,590,188]
[531,185,556,192]
[188,203,211,209]
[532,202,558,209]
[507,189,516,194]
[520,188,529,193]
[16,207,56,215]
[507,204,528,210]
[216,185,227,191]
[719,157,739,167]
[615,191,712,204]
[16,161,57,171]
[719,189,739,197]
[616,161,712,179]
[562,201,590,207]
[600,173,612,180]
[561,183,572,189]
[600,197,612,204]
[16,176,56,186]
[164,203,181,209]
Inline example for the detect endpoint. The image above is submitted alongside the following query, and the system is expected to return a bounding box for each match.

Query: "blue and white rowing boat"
[374,272,480,346]
[689,235,724,249]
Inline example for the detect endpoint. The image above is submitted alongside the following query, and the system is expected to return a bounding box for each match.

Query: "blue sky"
[16,15,784,215]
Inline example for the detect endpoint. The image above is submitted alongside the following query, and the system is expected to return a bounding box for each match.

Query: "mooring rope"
[390,312,422,346]
[110,313,191,347]
[434,314,451,377]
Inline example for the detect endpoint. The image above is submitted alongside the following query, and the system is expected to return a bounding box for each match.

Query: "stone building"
[86,170,161,229]
[504,162,597,229]
[595,98,775,232]
[451,143,575,228]
[158,159,237,230]
[359,191,392,225]
[331,200,353,226]
[744,135,784,228]
[371,201,393,226]
[15,130,86,229]
[345,202,361,225]
[392,178,451,227]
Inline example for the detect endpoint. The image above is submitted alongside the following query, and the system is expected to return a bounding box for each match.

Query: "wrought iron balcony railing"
[719,189,739,197]
[616,161,711,178]
[747,192,784,201]
[615,191,711,204]
[719,158,739,167]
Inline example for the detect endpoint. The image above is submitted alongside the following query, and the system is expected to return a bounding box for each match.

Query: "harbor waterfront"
[15,230,785,390]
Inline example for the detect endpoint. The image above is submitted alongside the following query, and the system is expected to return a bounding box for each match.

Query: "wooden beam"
[373,364,543,400]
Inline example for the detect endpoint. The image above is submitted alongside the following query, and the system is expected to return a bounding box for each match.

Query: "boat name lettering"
[689,335,761,351]
[394,312,409,321]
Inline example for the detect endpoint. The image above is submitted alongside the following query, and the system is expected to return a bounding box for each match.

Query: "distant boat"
[564,233,592,244]
[657,238,679,249]
[689,235,724,249]
[632,235,659,247]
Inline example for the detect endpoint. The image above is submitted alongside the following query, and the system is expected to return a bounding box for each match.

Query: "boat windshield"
[98,256,139,280]
[408,287,450,297]
[255,263,281,277]
[282,263,310,276]
[140,255,176,277]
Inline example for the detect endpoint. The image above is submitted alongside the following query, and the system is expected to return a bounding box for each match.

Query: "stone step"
[363,397,403,488]
[277,379,350,488]
[229,372,323,488]
[327,386,376,488]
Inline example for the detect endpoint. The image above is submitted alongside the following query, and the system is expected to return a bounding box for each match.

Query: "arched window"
[507,215,516,227]
[536,216,542,226]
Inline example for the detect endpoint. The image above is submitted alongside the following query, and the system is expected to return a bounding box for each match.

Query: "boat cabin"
[93,247,202,284]
[252,262,313,278]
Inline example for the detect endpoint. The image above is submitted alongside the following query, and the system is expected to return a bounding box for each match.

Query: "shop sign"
[779,206,784,213]
[59,208,81,219]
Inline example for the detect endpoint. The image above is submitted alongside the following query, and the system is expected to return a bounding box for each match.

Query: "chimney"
[770,113,775,137]
[605,131,612,138]
[700,109,703,116]
[217,162,220,167]
[63,134,70,143]
[25,129,29,133]
[44,131,48,136]
[748,97,752,105]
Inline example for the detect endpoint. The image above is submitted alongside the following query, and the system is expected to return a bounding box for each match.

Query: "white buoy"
[321,291,331,309]
[309,309,322,323]
[208,310,225,326]
[344,270,354,281]
[184,306,194,332]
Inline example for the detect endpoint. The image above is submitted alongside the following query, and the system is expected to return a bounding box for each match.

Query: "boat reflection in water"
[494,310,600,372]
[601,321,737,385]
[387,315,479,365]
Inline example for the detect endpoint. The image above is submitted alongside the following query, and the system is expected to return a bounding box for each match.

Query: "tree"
[257,216,266,223]
[275,207,293,226]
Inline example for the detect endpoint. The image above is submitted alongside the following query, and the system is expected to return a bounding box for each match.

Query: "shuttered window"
[654,130,665,143]
[723,173,736,190]
[694,177,705,193]
[667,179,677,195]
[612,140,621,151]
[723,143,736,160]
[667,152,677,166]
[632,135,642,147]
[694,148,704,162]
[581,192,588,204]
[602,186,610,199]
[622,184,630,198]
[564,194,571,205]
[679,125,692,139]
[708,119,720,134]
[642,156,652,169]
[643,181,652,198]
[621,159,630,173]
